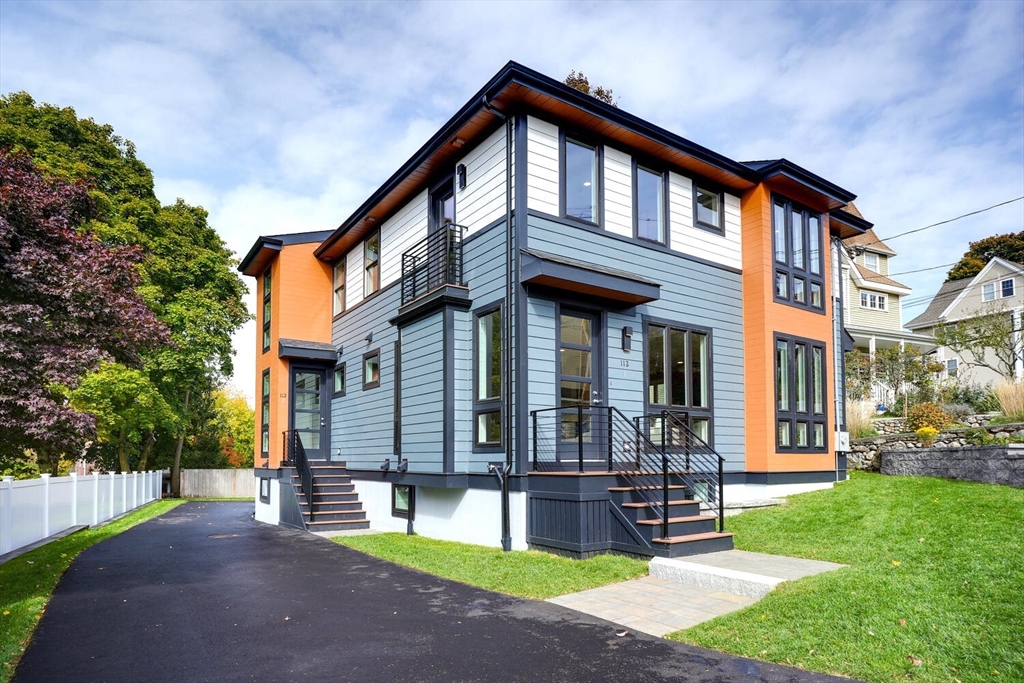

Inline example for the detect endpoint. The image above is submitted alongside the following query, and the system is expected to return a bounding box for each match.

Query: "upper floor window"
[647,322,712,443]
[775,335,827,452]
[635,165,666,244]
[364,230,380,298]
[333,261,346,316]
[773,197,824,312]
[693,183,723,233]
[562,137,599,224]
[262,269,272,353]
[860,292,887,311]
[946,358,958,378]
[863,253,879,272]
[431,179,455,231]
[1002,278,1015,298]
[982,283,994,301]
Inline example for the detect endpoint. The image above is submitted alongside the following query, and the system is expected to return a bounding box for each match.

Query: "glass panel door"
[291,368,326,461]
[557,310,603,464]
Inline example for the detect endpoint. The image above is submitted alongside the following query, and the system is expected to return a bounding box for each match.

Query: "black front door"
[291,367,327,461]
[557,309,605,464]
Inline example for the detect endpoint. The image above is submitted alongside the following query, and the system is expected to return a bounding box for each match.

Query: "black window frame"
[333,259,346,318]
[774,334,828,453]
[692,180,725,235]
[364,229,380,298]
[1002,278,1015,298]
[332,362,346,397]
[260,369,270,460]
[644,318,714,445]
[259,477,270,503]
[362,349,381,391]
[559,131,602,227]
[429,174,456,233]
[772,195,825,313]
[392,483,415,520]
[632,160,669,246]
[473,302,503,451]
[262,268,272,353]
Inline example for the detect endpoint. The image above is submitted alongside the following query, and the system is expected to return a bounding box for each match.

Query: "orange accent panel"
[252,243,333,469]
[741,184,837,474]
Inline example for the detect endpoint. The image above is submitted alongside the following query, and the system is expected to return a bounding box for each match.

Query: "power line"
[888,261,958,276]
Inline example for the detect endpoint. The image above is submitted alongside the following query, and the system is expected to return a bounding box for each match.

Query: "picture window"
[562,136,599,224]
[775,335,827,452]
[772,197,824,311]
[635,164,666,244]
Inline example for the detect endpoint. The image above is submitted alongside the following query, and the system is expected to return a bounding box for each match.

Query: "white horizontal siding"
[603,146,632,237]
[669,172,742,269]
[380,189,428,288]
[527,116,559,216]
[456,127,508,236]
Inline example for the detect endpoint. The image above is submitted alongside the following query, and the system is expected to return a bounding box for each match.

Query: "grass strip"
[0,499,184,682]
[668,472,1023,683]
[335,533,648,599]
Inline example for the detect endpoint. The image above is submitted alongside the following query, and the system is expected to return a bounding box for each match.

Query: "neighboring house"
[838,213,934,404]
[240,62,870,559]
[906,257,1024,386]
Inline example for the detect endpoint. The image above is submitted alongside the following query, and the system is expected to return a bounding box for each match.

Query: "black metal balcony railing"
[401,223,465,305]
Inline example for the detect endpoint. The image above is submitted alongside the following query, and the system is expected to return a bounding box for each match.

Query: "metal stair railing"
[283,430,314,523]
[634,411,726,533]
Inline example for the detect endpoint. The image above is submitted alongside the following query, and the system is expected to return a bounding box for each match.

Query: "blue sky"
[2,0,1022,404]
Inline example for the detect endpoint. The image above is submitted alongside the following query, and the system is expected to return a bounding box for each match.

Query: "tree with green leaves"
[873,346,940,417]
[946,232,1024,282]
[213,389,255,467]
[934,306,1021,380]
[565,70,618,107]
[844,350,874,402]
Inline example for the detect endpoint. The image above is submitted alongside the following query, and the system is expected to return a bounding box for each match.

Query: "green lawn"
[0,499,184,682]
[334,533,649,599]
[669,472,1024,683]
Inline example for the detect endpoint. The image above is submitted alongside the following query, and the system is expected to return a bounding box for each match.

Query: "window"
[863,253,879,272]
[333,261,346,316]
[947,358,958,378]
[260,369,270,459]
[775,335,827,452]
[635,165,666,244]
[363,349,380,390]
[431,179,455,231]
[474,307,502,447]
[773,197,824,311]
[333,363,346,396]
[693,183,723,233]
[860,292,887,310]
[259,478,270,503]
[562,137,599,224]
[982,283,995,302]
[262,269,272,353]
[364,231,380,298]
[392,484,414,519]
[1002,278,1015,298]
[647,322,712,441]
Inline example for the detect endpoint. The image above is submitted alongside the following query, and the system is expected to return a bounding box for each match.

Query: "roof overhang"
[830,208,873,240]
[239,231,336,277]
[278,338,337,362]
[520,248,660,306]
[754,159,857,214]
[845,326,937,354]
[848,266,911,295]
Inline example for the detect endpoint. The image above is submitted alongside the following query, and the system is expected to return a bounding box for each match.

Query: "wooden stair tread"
[652,532,734,544]
[607,485,687,492]
[302,509,365,516]
[621,500,698,509]
[636,515,717,526]
[304,519,368,527]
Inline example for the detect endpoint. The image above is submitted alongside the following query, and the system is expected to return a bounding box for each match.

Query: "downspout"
[834,237,848,483]
[484,94,513,552]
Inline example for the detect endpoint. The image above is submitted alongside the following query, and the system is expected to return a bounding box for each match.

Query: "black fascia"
[520,250,661,303]
[830,208,873,233]
[748,159,856,205]
[239,230,336,273]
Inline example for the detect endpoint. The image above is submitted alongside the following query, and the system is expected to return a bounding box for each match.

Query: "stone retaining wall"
[849,420,1024,471]
[871,413,998,435]
[881,445,1024,487]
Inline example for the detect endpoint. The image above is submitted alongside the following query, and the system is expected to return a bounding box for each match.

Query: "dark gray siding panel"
[526,215,746,472]
[400,313,445,472]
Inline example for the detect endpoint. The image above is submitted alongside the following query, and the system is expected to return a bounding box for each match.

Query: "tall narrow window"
[772,197,824,311]
[262,269,272,353]
[333,260,346,316]
[563,138,598,223]
[647,323,713,441]
[635,165,665,243]
[808,216,821,275]
[364,231,380,297]
[333,363,346,397]
[475,307,502,447]
[694,184,723,232]
[775,335,827,452]
[982,283,995,302]
[260,369,270,459]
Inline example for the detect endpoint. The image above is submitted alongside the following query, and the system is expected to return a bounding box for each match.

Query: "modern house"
[906,257,1024,386]
[240,62,868,558]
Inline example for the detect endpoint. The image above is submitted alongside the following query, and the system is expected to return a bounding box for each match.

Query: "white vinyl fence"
[0,471,161,558]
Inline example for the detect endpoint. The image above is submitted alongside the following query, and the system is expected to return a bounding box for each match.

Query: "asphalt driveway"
[14,502,853,683]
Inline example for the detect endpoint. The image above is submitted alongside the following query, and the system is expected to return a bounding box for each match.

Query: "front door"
[291,368,327,462]
[557,309,605,465]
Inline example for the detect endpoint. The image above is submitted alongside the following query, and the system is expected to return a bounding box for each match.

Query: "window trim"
[364,229,381,298]
[259,478,270,503]
[643,316,715,445]
[632,160,669,246]
[333,260,346,318]
[774,333,828,453]
[392,483,415,520]
[332,362,346,397]
[429,174,456,233]
[262,268,272,354]
[863,252,879,272]
[982,282,996,302]
[362,349,381,391]
[473,302,504,451]
[1001,278,1015,298]
[772,195,825,313]
[260,369,270,460]
[559,131,602,227]
[692,180,725,235]
[859,291,887,311]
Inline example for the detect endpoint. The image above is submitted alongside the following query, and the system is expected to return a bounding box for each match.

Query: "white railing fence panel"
[49,476,74,535]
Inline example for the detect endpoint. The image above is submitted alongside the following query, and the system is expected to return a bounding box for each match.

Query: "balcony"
[401,223,465,305]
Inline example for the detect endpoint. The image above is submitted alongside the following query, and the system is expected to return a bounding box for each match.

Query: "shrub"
[993,380,1024,421]
[939,402,974,421]
[964,427,991,445]
[939,381,999,412]
[905,403,954,432]
[845,400,878,439]
[915,426,939,446]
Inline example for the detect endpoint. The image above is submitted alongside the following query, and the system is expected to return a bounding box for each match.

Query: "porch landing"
[547,550,847,637]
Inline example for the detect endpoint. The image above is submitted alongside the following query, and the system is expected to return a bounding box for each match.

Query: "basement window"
[392,484,414,520]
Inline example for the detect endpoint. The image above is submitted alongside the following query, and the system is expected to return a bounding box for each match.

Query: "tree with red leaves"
[0,150,168,471]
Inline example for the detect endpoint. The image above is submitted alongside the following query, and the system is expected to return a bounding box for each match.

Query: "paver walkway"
[13,502,856,683]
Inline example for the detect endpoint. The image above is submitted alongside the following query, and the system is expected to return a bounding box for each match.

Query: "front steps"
[291,464,370,532]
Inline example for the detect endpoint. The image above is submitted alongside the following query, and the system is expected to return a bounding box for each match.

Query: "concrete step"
[649,554,783,597]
